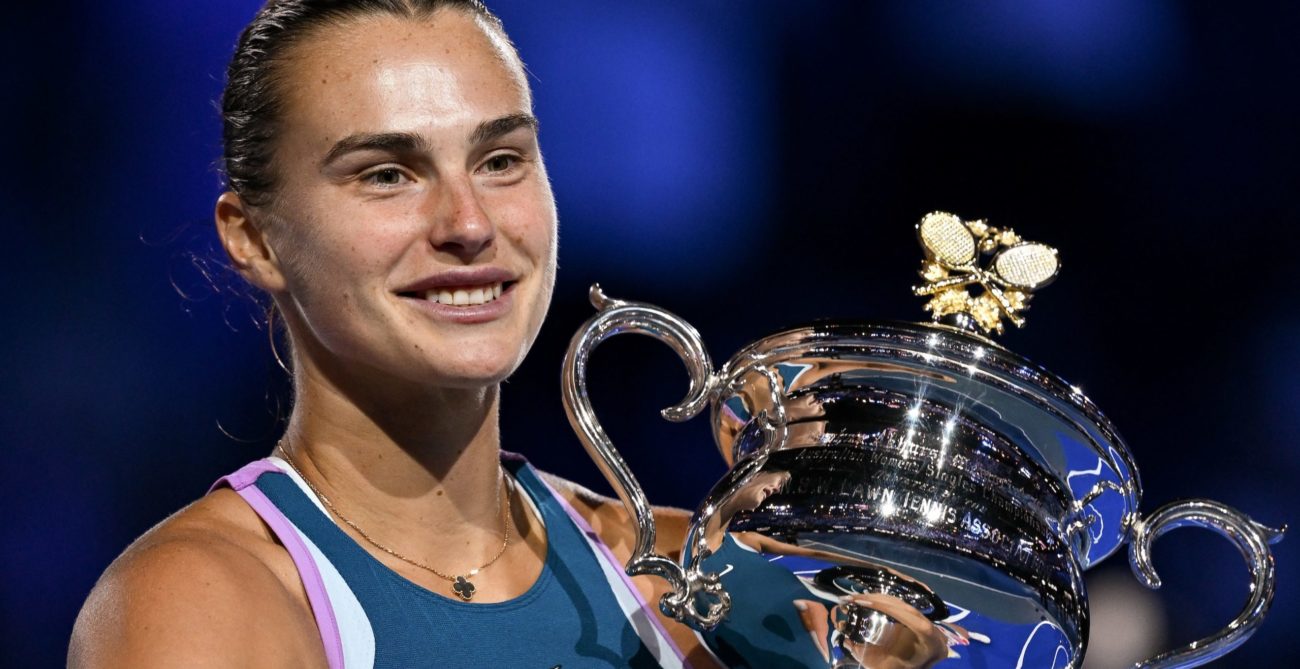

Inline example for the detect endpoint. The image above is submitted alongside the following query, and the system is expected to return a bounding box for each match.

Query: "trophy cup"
[561,213,1285,668]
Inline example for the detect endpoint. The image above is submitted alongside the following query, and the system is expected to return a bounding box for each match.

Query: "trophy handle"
[561,284,730,628]
[1127,499,1286,669]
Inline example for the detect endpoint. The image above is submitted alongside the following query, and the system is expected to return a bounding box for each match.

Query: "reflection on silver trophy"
[562,213,1285,668]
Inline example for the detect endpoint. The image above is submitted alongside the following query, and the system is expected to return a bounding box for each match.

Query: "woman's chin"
[428,370,515,390]
[398,354,524,390]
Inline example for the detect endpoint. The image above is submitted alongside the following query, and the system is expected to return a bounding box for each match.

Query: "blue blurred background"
[4,1,1297,666]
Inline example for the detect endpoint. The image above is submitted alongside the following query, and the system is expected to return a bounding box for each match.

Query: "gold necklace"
[276,446,512,602]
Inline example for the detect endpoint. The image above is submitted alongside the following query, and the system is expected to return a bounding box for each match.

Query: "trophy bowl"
[561,213,1284,669]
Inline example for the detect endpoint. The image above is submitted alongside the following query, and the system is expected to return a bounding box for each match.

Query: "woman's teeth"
[424,282,505,306]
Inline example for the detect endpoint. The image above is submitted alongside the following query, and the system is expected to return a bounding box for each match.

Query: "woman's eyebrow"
[319,114,537,168]
[469,113,539,145]
[320,131,429,167]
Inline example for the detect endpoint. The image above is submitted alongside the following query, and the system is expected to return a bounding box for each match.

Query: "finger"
[793,599,830,663]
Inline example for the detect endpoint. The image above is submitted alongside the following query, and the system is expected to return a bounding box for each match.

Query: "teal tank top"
[213,454,695,668]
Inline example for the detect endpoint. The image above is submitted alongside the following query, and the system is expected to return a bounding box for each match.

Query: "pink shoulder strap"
[211,460,346,669]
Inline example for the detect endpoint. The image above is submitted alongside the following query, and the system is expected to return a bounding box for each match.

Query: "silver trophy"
[561,212,1285,669]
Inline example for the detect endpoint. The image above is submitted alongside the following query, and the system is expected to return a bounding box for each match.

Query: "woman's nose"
[428,177,495,261]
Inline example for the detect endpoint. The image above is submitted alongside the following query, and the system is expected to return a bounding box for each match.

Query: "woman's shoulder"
[68,487,324,667]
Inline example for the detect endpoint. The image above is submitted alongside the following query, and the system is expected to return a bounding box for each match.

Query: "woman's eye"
[482,154,518,174]
[363,168,408,187]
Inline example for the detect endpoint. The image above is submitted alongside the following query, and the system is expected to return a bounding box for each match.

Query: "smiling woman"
[65,2,721,667]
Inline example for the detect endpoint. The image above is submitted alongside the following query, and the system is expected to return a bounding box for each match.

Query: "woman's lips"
[399,280,517,324]
[418,281,505,306]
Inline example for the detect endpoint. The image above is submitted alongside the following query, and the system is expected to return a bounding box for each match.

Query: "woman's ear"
[215,191,287,293]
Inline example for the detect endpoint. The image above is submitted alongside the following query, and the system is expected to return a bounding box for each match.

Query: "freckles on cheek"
[492,199,556,243]
[325,288,357,321]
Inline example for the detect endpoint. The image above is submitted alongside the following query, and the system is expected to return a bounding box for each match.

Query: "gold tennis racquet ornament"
[914,211,1060,334]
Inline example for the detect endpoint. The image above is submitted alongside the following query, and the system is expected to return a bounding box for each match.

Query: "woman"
[69,1,719,666]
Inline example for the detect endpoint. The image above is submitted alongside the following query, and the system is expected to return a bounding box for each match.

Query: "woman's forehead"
[278,11,530,141]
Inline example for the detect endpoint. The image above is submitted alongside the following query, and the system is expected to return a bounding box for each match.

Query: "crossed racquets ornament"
[913,211,1061,334]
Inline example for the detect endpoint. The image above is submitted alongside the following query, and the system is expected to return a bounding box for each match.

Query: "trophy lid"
[711,212,1140,568]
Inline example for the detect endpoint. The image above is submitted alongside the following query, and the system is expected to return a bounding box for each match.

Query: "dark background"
[3,1,1297,667]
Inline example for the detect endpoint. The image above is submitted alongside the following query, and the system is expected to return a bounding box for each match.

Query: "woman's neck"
[276,353,511,567]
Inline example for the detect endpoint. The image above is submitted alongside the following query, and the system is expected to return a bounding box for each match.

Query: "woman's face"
[249,10,557,388]
[730,470,792,513]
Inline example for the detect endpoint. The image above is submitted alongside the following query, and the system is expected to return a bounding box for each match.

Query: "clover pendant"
[452,575,476,601]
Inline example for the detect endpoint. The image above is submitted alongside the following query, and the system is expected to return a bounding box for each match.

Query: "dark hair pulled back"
[221,0,506,208]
